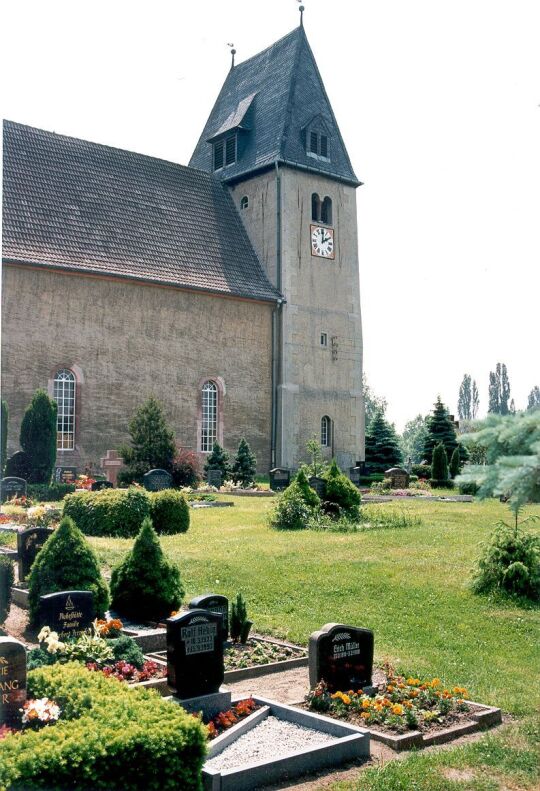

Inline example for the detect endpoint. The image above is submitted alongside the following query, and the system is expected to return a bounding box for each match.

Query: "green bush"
[0,663,207,790]
[27,482,76,502]
[323,459,361,520]
[204,442,231,482]
[459,480,479,495]
[20,389,57,484]
[119,396,176,483]
[0,555,14,625]
[150,489,190,535]
[28,516,109,624]
[412,464,431,479]
[269,489,313,531]
[430,443,453,488]
[63,487,151,537]
[295,468,321,508]
[109,634,145,669]
[110,518,184,621]
[472,519,540,600]
[231,438,257,487]
[449,447,462,478]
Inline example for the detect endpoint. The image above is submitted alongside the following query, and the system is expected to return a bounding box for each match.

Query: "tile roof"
[190,26,360,186]
[2,120,281,303]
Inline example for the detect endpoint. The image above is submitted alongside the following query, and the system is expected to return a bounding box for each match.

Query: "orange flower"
[386,684,395,693]
[431,678,441,688]
[361,699,371,709]
[392,704,404,715]
[409,689,419,698]
[360,711,370,720]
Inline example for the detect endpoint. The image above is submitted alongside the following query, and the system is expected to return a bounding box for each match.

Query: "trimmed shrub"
[412,463,431,479]
[109,634,145,669]
[63,487,151,537]
[269,471,320,531]
[430,443,453,488]
[323,459,361,520]
[295,468,321,508]
[459,480,479,495]
[204,442,231,482]
[150,489,190,535]
[27,482,76,502]
[0,663,207,790]
[119,397,176,483]
[0,555,14,625]
[171,448,201,488]
[449,447,462,478]
[472,520,540,600]
[110,518,184,621]
[231,438,257,487]
[4,450,32,481]
[20,389,58,484]
[28,516,110,624]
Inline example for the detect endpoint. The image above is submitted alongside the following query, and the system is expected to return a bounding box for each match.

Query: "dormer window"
[305,118,331,162]
[213,134,237,171]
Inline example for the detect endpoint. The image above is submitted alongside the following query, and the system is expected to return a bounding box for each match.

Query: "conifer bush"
[231,438,257,487]
[430,443,453,488]
[0,555,14,625]
[449,447,462,478]
[19,389,57,483]
[423,397,459,465]
[295,468,321,508]
[110,518,184,621]
[28,516,110,624]
[323,459,361,520]
[269,469,320,530]
[204,442,231,482]
[150,489,190,535]
[472,520,540,600]
[365,409,402,473]
[119,397,176,483]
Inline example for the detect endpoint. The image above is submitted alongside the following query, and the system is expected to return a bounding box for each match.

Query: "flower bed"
[224,638,306,671]
[206,697,259,739]
[86,658,165,683]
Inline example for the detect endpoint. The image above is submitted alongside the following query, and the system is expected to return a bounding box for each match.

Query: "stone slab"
[168,689,232,720]
[11,587,29,609]
[121,627,166,653]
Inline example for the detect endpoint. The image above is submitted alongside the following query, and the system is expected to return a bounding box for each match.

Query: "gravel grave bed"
[205,715,337,772]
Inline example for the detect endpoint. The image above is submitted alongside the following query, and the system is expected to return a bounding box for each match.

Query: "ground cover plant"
[224,639,305,670]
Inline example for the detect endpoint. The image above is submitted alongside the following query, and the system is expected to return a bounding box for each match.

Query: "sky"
[2,0,539,430]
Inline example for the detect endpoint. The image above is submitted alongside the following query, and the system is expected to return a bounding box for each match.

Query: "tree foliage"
[527,386,540,411]
[120,397,176,481]
[20,389,57,484]
[488,363,511,415]
[423,397,458,464]
[400,414,428,464]
[458,374,472,420]
[431,443,450,486]
[323,459,361,520]
[365,410,402,473]
[449,447,461,478]
[203,442,231,481]
[231,438,257,487]
[362,374,387,426]
[304,437,329,477]
[472,379,480,419]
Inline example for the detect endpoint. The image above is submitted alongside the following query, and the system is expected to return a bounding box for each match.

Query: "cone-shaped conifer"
[231,439,257,487]
[365,410,402,474]
[423,397,458,464]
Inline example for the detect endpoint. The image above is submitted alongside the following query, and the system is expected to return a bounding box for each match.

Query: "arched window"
[201,381,218,452]
[311,193,321,222]
[321,415,331,448]
[321,196,333,225]
[240,195,249,210]
[54,369,76,450]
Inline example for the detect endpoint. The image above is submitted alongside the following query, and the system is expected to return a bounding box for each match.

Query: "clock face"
[311,225,335,259]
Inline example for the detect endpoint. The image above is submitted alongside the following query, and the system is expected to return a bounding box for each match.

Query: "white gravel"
[205,716,337,772]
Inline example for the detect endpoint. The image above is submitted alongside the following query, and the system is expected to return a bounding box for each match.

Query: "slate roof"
[2,120,281,303]
[190,26,360,186]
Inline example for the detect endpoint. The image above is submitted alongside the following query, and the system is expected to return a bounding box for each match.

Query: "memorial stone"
[206,469,222,488]
[166,609,224,698]
[188,594,229,639]
[17,527,53,581]
[349,467,362,487]
[309,623,374,692]
[1,477,27,502]
[91,480,113,492]
[0,637,26,727]
[269,468,291,491]
[385,467,410,489]
[38,591,94,639]
[309,476,326,498]
[54,466,77,484]
[143,468,173,492]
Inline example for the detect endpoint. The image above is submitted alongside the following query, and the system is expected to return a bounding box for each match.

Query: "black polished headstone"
[269,468,291,491]
[0,637,26,728]
[309,476,327,499]
[17,527,53,581]
[349,467,362,487]
[1,477,27,502]
[166,609,224,698]
[188,594,229,639]
[206,469,222,488]
[54,466,77,484]
[309,623,374,692]
[91,480,113,492]
[143,468,173,492]
[39,591,94,639]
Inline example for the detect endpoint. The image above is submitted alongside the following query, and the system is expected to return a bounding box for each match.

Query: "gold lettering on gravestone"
[0,659,20,704]
[180,623,217,655]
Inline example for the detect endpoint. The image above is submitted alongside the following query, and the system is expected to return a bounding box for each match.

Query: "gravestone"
[269,467,291,491]
[206,469,222,488]
[17,526,53,581]
[0,637,26,728]
[309,476,326,499]
[0,477,27,502]
[349,467,362,488]
[54,466,77,484]
[188,594,229,639]
[100,449,124,486]
[143,468,173,492]
[166,609,224,698]
[38,591,94,639]
[309,623,374,692]
[384,467,410,489]
[91,479,113,492]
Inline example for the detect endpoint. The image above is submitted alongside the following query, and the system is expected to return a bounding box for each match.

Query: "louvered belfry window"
[320,135,328,158]
[213,141,224,170]
[225,135,236,165]
[214,134,236,170]
[54,369,76,450]
[310,131,319,154]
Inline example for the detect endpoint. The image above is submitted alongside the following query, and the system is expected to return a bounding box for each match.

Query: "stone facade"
[1,265,274,473]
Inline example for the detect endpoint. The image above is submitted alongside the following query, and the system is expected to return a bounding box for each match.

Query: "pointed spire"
[227,43,236,71]
[298,2,305,27]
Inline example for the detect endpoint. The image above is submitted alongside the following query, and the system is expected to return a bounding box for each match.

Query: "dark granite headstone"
[0,637,26,728]
[17,527,53,581]
[166,609,224,698]
[206,469,222,488]
[385,467,410,489]
[188,594,229,639]
[309,476,327,498]
[54,466,77,484]
[349,467,361,487]
[143,468,173,492]
[269,468,291,491]
[1,477,27,502]
[39,591,94,639]
[91,480,113,492]
[309,623,374,692]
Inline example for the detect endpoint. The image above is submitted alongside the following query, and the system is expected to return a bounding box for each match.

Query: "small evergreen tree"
[28,516,110,624]
[1,400,7,474]
[203,442,231,481]
[449,447,461,478]
[305,437,329,477]
[294,468,321,508]
[527,386,540,411]
[230,593,249,642]
[120,397,176,482]
[20,389,57,484]
[323,459,361,520]
[231,439,257,487]
[365,410,402,473]
[423,397,458,464]
[430,443,451,487]
[110,517,184,621]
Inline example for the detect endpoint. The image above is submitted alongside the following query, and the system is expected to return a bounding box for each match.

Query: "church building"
[2,22,365,476]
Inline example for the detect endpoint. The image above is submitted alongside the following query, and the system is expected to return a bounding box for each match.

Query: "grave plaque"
[188,594,229,639]
[0,477,27,502]
[0,637,26,727]
[206,469,222,488]
[17,527,53,581]
[349,467,362,488]
[385,467,410,489]
[309,623,374,692]
[166,609,224,698]
[143,468,173,492]
[269,468,290,491]
[91,479,113,492]
[309,476,327,499]
[54,466,77,484]
[39,591,94,639]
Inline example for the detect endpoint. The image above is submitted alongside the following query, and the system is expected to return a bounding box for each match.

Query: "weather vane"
[227,43,236,70]
[297,0,305,26]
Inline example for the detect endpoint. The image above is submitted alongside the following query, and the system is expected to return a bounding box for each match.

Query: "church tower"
[190,24,364,470]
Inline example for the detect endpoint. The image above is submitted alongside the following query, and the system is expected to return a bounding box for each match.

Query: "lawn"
[87,496,540,788]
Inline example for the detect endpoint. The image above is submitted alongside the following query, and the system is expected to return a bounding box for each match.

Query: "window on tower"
[321,415,332,448]
[306,129,330,161]
[240,195,249,210]
[321,197,332,225]
[312,193,333,226]
[213,134,237,170]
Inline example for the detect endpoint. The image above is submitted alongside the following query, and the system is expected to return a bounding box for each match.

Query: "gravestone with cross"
[17,527,53,582]
[143,468,173,492]
[99,449,123,486]
[188,594,229,639]
[38,591,94,640]
[0,637,26,728]
[309,623,374,692]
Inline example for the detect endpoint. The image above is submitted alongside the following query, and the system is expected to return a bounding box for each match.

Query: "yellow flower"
[431,678,441,688]
[360,711,370,720]
[392,704,405,715]
[342,694,351,705]
[386,684,395,693]
[361,699,371,709]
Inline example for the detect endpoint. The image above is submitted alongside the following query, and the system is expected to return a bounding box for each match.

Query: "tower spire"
[298,1,305,27]
[227,43,236,70]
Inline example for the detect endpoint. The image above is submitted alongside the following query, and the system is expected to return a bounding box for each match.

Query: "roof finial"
[297,1,305,27]
[227,43,236,70]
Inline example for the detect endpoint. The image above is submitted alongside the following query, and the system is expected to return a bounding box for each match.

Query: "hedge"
[0,555,14,625]
[0,663,207,790]
[27,482,76,502]
[62,487,189,537]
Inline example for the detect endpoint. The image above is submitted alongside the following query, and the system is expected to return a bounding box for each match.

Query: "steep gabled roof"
[189,26,360,186]
[2,120,281,303]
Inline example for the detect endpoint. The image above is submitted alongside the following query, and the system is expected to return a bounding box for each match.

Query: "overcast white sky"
[2,0,539,430]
